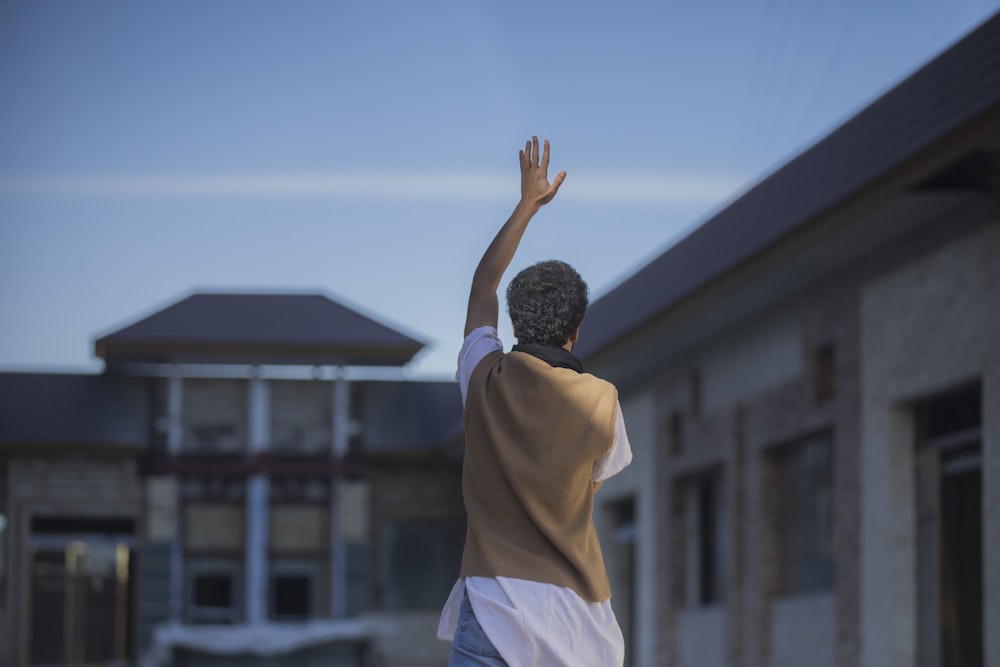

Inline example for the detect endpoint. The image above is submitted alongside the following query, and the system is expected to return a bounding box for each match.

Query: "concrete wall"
[368,610,452,667]
[593,259,863,667]
[596,390,659,667]
[860,220,1000,667]
[770,593,835,667]
[677,607,726,667]
[367,464,463,667]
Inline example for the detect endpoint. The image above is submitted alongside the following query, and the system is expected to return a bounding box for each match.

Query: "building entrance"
[29,518,134,667]
[915,384,982,667]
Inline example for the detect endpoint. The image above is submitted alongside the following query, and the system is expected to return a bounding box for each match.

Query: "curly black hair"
[506,260,589,346]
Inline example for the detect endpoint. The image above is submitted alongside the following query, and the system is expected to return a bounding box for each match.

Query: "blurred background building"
[0,293,464,667]
[1,11,998,667]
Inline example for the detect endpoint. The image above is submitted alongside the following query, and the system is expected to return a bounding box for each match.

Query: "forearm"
[464,200,540,335]
[474,200,541,294]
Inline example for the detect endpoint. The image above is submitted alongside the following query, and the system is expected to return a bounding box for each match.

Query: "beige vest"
[459,349,617,602]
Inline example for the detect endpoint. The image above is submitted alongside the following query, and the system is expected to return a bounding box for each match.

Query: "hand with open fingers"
[519,136,566,208]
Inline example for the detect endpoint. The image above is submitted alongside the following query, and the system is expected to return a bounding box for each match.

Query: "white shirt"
[437,326,633,666]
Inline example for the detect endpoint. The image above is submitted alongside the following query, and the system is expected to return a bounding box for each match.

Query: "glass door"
[29,536,132,667]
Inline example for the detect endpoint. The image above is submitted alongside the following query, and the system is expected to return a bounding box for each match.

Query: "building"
[580,12,999,667]
[0,292,464,667]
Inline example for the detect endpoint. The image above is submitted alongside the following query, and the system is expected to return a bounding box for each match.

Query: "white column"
[245,475,269,624]
[332,369,351,458]
[245,370,270,624]
[249,373,270,455]
[166,371,184,621]
[166,372,184,456]
[330,368,350,617]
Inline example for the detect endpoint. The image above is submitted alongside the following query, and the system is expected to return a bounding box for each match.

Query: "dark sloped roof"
[576,11,1000,360]
[95,293,426,367]
[0,372,148,451]
[355,380,462,453]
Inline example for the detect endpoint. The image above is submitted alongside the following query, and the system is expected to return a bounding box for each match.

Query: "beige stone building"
[0,293,464,667]
[581,13,999,667]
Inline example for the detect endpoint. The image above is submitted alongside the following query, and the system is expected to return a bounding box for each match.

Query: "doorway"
[915,384,982,667]
[29,518,135,667]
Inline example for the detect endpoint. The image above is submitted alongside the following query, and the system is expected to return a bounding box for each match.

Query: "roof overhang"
[96,339,424,368]
[577,12,1000,386]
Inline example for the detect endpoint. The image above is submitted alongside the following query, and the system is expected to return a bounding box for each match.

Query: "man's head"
[506,260,589,347]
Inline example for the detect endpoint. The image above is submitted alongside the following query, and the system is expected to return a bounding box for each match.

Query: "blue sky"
[1,1,998,379]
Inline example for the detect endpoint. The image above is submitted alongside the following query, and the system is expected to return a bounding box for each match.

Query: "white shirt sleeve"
[592,401,633,483]
[456,326,503,405]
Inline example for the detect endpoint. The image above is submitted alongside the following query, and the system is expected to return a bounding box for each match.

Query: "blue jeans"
[448,589,508,666]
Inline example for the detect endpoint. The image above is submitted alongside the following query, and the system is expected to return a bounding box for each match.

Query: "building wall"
[0,459,7,667]
[594,259,864,667]
[595,390,659,667]
[859,220,1000,667]
[141,372,464,665]
[592,207,998,667]
[367,463,464,667]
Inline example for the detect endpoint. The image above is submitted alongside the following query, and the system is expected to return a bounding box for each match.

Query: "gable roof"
[576,11,1000,364]
[0,372,148,451]
[95,292,426,368]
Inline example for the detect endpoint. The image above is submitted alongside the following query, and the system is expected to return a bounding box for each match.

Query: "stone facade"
[591,201,998,666]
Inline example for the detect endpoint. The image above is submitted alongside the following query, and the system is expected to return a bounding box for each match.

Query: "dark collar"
[511,342,584,373]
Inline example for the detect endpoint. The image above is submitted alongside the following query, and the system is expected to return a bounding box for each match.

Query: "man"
[437,137,633,666]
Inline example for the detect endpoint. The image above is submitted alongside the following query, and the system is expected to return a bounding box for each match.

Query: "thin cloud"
[0,171,747,205]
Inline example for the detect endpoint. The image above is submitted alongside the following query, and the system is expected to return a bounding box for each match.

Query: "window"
[268,489,330,620]
[689,371,702,416]
[607,498,637,667]
[194,573,232,610]
[183,503,245,551]
[0,512,7,580]
[183,379,248,454]
[274,575,310,619]
[679,469,726,607]
[185,560,242,624]
[377,519,464,611]
[669,410,684,457]
[770,432,834,595]
[268,559,325,622]
[813,344,836,402]
[270,381,333,455]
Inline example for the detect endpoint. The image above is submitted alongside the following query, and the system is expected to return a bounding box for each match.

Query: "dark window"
[272,574,311,620]
[771,432,834,595]
[696,472,725,605]
[378,519,464,611]
[194,574,232,609]
[678,469,726,607]
[814,344,836,402]
[917,383,981,442]
[608,497,637,667]
[669,410,684,457]
[31,517,134,535]
[0,512,6,580]
[186,560,241,624]
[689,371,702,416]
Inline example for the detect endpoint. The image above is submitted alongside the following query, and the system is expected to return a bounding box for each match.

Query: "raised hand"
[464,136,567,335]
[520,136,567,208]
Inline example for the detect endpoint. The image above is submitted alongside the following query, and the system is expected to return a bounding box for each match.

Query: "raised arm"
[464,136,567,336]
